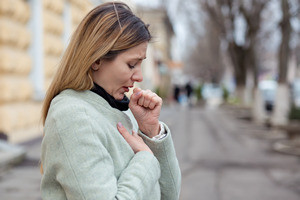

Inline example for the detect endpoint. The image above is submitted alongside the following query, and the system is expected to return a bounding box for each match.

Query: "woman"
[40,2,181,200]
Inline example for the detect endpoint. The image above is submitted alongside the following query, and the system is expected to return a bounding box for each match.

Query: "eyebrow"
[134,57,146,61]
[128,55,147,61]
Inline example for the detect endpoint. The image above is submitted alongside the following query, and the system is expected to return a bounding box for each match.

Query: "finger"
[149,96,162,109]
[138,92,145,106]
[148,99,156,109]
[133,87,142,94]
[143,97,150,107]
[132,130,144,143]
[130,88,142,105]
[117,122,130,138]
[148,100,156,109]
[137,90,154,107]
[143,90,155,108]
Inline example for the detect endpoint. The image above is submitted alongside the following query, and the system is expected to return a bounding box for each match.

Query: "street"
[162,104,300,200]
[0,104,299,200]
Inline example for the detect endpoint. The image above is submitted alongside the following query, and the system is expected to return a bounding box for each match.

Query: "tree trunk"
[235,85,247,105]
[271,83,290,126]
[271,0,292,126]
[228,42,248,104]
[247,43,264,121]
[296,45,300,77]
[252,87,267,123]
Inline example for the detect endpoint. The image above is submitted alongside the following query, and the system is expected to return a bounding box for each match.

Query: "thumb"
[130,88,142,105]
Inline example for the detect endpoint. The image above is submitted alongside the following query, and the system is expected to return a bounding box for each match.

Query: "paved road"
[0,104,299,200]
[161,105,300,200]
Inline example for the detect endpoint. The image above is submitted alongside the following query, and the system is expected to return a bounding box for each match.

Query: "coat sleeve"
[41,104,161,200]
[138,122,182,200]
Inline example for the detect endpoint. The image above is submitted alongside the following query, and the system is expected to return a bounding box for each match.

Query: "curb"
[273,139,300,156]
[0,140,26,172]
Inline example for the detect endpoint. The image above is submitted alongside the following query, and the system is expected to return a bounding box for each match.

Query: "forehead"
[119,42,148,60]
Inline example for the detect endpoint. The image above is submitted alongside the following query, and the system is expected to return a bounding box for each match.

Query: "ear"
[91,59,101,71]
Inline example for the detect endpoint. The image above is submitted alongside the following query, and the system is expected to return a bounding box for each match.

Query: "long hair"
[41,2,151,125]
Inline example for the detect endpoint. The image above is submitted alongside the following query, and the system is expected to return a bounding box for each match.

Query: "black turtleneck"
[91,83,129,111]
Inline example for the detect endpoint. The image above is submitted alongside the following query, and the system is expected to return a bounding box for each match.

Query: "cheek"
[117,73,132,84]
[116,69,133,83]
[92,70,103,83]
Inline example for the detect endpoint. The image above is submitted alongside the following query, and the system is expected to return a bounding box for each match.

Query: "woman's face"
[92,42,148,100]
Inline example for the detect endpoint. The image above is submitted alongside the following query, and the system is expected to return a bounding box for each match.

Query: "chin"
[115,94,124,100]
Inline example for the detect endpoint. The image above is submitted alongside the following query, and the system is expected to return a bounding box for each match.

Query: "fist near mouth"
[129,88,162,138]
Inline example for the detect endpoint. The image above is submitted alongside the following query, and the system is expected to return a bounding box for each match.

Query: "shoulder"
[51,89,91,108]
[46,89,107,128]
[48,90,90,118]
[43,89,114,146]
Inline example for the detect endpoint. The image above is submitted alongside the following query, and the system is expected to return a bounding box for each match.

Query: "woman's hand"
[117,122,153,154]
[129,88,162,138]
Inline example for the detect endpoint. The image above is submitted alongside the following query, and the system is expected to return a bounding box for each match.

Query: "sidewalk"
[0,137,42,200]
[0,140,26,172]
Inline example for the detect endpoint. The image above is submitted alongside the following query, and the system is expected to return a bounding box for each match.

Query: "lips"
[123,85,133,92]
[123,87,129,92]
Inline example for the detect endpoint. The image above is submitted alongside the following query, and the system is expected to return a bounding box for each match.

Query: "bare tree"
[202,0,269,104]
[278,0,292,84]
[296,0,300,77]
[296,45,300,77]
[184,18,223,83]
[271,0,293,125]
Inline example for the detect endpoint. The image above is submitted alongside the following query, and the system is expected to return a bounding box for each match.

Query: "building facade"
[0,0,95,143]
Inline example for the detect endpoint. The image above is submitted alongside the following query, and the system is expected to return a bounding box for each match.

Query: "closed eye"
[128,64,135,69]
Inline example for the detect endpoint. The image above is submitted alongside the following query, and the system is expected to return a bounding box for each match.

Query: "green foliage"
[155,86,167,99]
[222,85,229,102]
[289,106,300,120]
[227,96,240,105]
[155,87,161,98]
[194,84,203,100]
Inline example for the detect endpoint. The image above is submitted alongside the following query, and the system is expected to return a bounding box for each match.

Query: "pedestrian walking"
[174,85,180,102]
[185,81,193,106]
[185,81,193,99]
[40,2,181,200]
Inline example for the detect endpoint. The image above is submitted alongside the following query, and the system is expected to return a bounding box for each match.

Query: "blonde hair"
[41,2,151,125]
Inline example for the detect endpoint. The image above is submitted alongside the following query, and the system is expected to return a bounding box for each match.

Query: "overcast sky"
[133,0,194,61]
[133,0,162,8]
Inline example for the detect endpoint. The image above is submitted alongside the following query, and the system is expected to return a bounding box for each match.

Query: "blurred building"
[136,5,175,98]
[0,0,95,143]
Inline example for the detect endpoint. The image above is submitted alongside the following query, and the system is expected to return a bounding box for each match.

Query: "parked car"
[258,80,277,112]
[259,79,300,112]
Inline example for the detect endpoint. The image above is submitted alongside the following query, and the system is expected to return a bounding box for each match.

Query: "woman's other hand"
[129,88,162,138]
[117,122,153,154]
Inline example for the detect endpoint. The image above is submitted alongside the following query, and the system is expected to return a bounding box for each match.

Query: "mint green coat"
[41,89,181,200]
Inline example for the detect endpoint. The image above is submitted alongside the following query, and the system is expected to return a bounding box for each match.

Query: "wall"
[0,0,94,143]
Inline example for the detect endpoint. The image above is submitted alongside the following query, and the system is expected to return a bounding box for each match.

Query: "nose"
[132,68,143,82]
